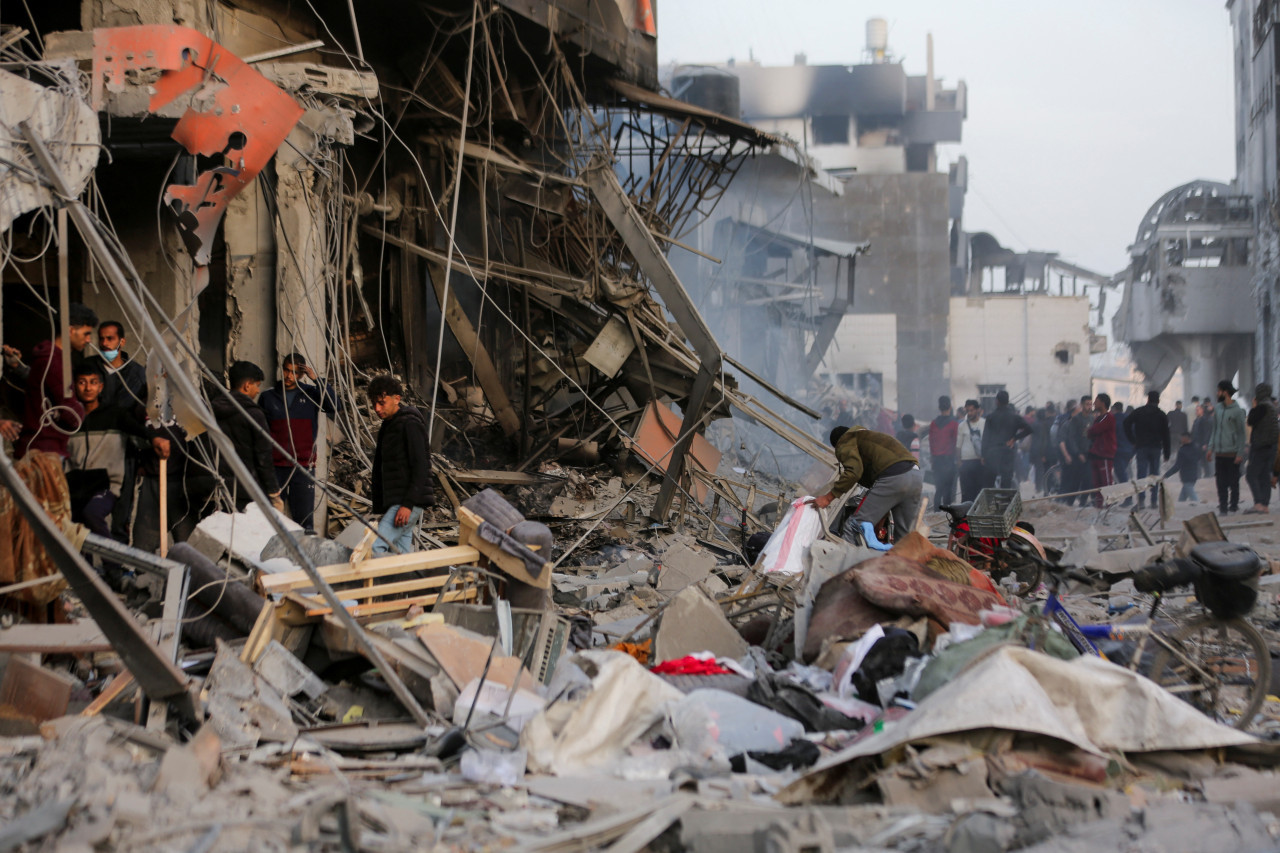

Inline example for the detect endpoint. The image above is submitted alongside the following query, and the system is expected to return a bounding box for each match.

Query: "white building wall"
[820,313,899,410]
[948,295,1091,407]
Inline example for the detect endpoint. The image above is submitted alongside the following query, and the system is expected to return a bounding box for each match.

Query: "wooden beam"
[304,588,476,618]
[259,545,481,593]
[81,672,136,717]
[423,260,521,436]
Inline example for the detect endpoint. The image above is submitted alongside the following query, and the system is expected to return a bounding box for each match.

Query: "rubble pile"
[3,479,1280,851]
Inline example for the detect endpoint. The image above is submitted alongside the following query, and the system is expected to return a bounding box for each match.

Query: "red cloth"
[1087,411,1117,459]
[1090,458,1115,507]
[650,656,732,676]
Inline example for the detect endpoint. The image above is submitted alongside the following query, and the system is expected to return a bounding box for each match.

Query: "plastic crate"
[966,488,1022,538]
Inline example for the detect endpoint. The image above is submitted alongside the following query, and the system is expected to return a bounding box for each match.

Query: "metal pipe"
[80,531,189,577]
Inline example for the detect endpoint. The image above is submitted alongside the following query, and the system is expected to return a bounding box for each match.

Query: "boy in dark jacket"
[1165,433,1201,503]
[368,374,434,555]
[212,361,280,511]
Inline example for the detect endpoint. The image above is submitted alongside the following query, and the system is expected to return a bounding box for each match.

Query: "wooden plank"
[260,545,481,593]
[307,573,454,603]
[303,588,476,618]
[0,623,112,654]
[81,671,136,717]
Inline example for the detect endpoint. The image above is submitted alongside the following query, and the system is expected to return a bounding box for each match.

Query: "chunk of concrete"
[652,586,748,664]
[656,542,716,592]
[187,503,302,566]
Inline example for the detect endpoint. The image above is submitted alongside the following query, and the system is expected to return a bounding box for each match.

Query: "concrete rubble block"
[150,725,222,799]
[656,541,717,592]
[253,639,327,700]
[260,531,352,569]
[652,586,748,664]
[203,642,298,750]
[187,504,302,567]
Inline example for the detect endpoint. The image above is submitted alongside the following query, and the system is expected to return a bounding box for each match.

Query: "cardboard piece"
[0,656,76,722]
[652,586,748,664]
[417,623,537,692]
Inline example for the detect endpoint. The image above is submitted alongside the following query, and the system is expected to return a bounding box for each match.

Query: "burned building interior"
[2,3,1280,851]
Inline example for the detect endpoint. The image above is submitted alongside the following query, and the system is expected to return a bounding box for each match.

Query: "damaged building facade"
[1229,0,1280,390]
[1111,180,1255,396]
[1,0,833,533]
[668,21,1102,420]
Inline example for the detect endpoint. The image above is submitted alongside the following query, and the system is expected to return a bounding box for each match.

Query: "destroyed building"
[666,21,966,419]
[1111,180,1255,396]
[0,0,836,535]
[1229,0,1280,390]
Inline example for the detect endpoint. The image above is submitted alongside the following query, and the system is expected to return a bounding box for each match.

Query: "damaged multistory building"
[0,0,834,534]
[1112,181,1255,395]
[669,21,967,419]
[1229,0,1280,389]
[669,21,1106,417]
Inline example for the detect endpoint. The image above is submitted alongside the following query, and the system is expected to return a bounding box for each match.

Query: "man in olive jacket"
[813,426,922,543]
[368,374,435,555]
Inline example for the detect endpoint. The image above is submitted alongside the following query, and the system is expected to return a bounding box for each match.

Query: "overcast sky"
[657,0,1236,277]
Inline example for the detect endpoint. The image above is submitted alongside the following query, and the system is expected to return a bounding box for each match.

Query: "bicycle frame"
[1040,588,1224,688]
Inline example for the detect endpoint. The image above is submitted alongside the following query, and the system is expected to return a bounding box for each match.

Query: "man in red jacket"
[17,303,97,459]
[927,395,959,509]
[1087,392,1117,508]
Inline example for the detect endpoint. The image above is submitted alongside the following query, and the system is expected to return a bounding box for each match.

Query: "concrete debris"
[653,585,750,663]
[4,6,1280,850]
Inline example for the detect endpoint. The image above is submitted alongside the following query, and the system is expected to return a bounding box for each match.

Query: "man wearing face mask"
[85,321,146,410]
[1208,380,1247,514]
[85,320,148,544]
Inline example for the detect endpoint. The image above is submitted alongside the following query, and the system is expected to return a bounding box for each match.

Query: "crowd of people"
[899,382,1280,516]
[1,304,437,580]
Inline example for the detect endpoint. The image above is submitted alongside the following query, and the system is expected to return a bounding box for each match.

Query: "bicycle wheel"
[1148,616,1272,730]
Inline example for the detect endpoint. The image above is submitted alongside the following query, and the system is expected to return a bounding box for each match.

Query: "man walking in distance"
[1193,399,1215,480]
[928,396,959,509]
[1167,400,1189,445]
[1087,393,1117,508]
[981,390,1033,489]
[1124,391,1170,509]
[1210,380,1247,514]
[368,374,434,555]
[813,426,922,545]
[260,353,342,534]
[1243,383,1277,514]
[956,399,986,502]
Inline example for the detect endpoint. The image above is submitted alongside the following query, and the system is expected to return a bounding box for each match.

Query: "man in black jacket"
[369,374,434,555]
[211,361,280,511]
[1245,383,1278,514]
[981,390,1032,488]
[1123,390,1171,509]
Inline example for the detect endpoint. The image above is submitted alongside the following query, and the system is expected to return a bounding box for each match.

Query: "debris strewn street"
[2,2,1280,851]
